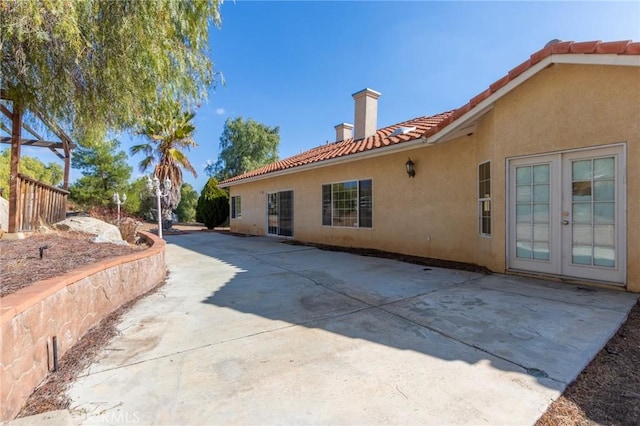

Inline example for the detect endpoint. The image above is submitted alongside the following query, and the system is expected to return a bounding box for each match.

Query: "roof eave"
[426,53,640,145]
[219,136,429,188]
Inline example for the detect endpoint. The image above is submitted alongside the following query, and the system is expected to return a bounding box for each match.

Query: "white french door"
[508,145,626,284]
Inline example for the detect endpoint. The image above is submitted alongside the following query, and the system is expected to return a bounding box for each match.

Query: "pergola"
[0,89,75,233]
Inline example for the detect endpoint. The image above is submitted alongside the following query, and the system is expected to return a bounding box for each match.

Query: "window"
[322,179,372,228]
[479,162,491,235]
[231,196,241,219]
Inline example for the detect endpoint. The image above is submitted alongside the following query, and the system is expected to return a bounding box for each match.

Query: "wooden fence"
[14,173,68,231]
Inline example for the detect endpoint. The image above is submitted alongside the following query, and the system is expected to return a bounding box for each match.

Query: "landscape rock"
[54,216,127,246]
[0,196,8,232]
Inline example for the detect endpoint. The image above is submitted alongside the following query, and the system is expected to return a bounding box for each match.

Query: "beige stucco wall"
[485,63,640,291]
[229,63,639,292]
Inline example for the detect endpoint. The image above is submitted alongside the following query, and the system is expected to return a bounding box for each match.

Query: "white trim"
[321,178,374,229]
[506,143,627,285]
[507,154,560,275]
[219,137,428,188]
[230,195,242,219]
[478,161,492,237]
[507,142,627,161]
[553,54,640,67]
[560,146,626,284]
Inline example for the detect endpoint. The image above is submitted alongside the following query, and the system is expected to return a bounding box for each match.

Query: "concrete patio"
[46,232,637,425]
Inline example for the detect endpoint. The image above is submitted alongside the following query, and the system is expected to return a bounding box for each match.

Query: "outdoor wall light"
[405,158,416,178]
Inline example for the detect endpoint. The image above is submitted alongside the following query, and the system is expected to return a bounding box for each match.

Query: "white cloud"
[215,107,225,116]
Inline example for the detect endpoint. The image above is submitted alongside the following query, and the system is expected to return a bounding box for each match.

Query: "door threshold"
[506,269,627,291]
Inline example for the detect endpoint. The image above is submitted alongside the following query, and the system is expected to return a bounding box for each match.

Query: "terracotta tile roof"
[221,40,639,185]
[220,112,454,184]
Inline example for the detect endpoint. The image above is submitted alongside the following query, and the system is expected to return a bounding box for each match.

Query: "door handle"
[562,220,570,225]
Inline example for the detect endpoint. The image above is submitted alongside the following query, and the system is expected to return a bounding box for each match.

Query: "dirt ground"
[3,228,638,424]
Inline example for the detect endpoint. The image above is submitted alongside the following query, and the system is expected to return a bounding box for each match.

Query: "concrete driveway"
[62,232,636,425]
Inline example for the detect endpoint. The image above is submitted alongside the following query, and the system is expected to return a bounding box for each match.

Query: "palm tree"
[131,104,198,229]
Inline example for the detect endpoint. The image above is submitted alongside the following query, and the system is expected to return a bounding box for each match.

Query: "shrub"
[196,178,229,229]
[175,183,198,223]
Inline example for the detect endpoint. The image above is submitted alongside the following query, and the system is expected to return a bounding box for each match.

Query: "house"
[219,40,640,292]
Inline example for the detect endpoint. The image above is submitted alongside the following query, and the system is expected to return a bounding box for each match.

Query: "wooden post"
[63,151,70,190]
[8,104,22,233]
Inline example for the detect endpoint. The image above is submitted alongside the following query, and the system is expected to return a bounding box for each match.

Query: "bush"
[175,183,198,223]
[196,178,229,229]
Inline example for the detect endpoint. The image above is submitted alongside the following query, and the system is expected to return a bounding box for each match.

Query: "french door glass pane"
[515,164,550,261]
[570,156,616,268]
[516,204,531,222]
[516,223,531,240]
[572,224,592,245]
[572,181,592,201]
[594,247,615,267]
[533,204,549,221]
[516,167,531,185]
[572,203,592,222]
[594,225,615,246]
[594,202,615,223]
[594,180,614,201]
[533,165,549,183]
[533,242,550,260]
[516,185,532,202]
[572,160,592,180]
[533,184,549,202]
[594,158,614,179]
[572,246,593,265]
[516,241,532,259]
[533,224,549,241]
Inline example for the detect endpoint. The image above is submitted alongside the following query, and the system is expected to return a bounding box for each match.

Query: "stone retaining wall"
[0,231,166,421]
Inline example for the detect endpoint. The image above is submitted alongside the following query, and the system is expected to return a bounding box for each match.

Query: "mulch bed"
[0,231,146,297]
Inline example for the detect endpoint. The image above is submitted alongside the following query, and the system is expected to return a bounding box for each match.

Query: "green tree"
[0,149,63,195]
[68,139,132,208]
[123,176,153,218]
[130,103,198,229]
[206,117,280,181]
[196,178,228,229]
[175,183,198,223]
[1,0,221,136]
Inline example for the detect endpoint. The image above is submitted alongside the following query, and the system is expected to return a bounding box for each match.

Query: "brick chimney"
[334,123,353,141]
[352,88,381,140]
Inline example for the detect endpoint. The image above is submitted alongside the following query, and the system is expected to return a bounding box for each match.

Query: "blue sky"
[10,1,640,192]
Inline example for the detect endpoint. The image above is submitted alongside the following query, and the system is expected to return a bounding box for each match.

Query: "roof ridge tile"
[596,40,631,54]
[550,41,573,54]
[624,42,640,54]
[569,40,601,53]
